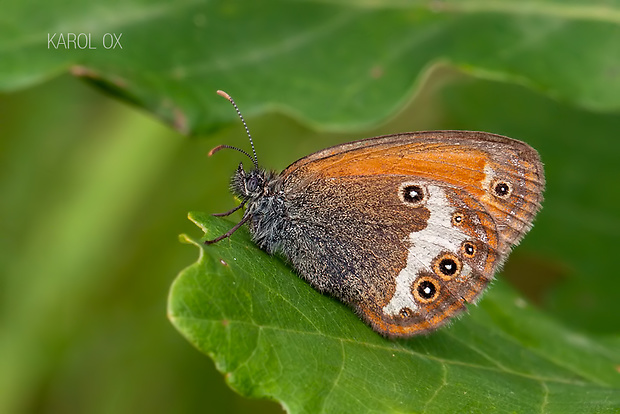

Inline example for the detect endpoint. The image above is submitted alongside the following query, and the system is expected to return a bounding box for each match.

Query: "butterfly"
[206,90,545,337]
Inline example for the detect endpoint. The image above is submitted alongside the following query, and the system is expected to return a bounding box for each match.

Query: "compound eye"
[246,177,258,192]
[245,172,263,193]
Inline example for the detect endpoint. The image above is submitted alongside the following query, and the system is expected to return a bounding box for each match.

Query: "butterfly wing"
[276,131,544,337]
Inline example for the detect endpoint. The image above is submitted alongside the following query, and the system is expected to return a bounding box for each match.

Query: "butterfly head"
[230,162,269,201]
[204,90,277,245]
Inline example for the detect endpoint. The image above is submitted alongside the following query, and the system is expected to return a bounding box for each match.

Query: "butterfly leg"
[204,215,250,245]
[212,200,247,217]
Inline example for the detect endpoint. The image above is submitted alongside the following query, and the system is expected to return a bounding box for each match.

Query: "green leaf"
[3,0,620,133]
[169,212,620,413]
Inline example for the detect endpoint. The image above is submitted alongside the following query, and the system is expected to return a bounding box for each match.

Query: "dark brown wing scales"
[274,175,430,307]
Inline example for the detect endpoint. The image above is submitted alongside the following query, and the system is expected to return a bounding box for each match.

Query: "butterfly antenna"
[216,90,259,169]
[208,144,254,163]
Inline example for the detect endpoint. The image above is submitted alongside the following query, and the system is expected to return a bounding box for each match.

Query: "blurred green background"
[2,1,620,413]
[0,76,283,413]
